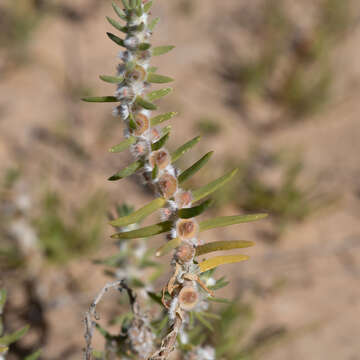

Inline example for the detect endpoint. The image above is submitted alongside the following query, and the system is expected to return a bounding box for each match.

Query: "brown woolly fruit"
[174,189,193,208]
[178,285,199,311]
[157,173,178,199]
[126,65,147,83]
[176,218,199,241]
[174,241,195,265]
[149,149,170,170]
[132,113,149,136]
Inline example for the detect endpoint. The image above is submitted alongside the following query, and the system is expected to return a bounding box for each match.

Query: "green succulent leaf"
[111,221,173,240]
[109,136,136,153]
[147,73,174,84]
[112,2,127,20]
[0,289,6,313]
[106,16,127,32]
[194,312,214,331]
[151,133,170,151]
[178,199,213,219]
[81,96,118,102]
[128,113,137,130]
[139,43,151,51]
[207,297,232,304]
[110,198,166,227]
[192,168,238,202]
[178,151,213,184]
[108,160,144,181]
[147,88,172,102]
[107,32,125,47]
[196,240,255,256]
[155,237,181,257]
[151,112,178,126]
[0,325,29,346]
[121,0,131,10]
[130,0,137,9]
[152,164,158,179]
[25,350,42,360]
[148,66,158,73]
[135,96,157,110]
[99,74,124,83]
[144,0,153,12]
[152,45,175,56]
[199,214,268,232]
[162,125,172,135]
[171,136,201,162]
[148,17,160,31]
[199,255,249,273]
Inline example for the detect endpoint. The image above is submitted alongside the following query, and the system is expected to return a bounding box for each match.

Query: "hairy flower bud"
[178,285,199,311]
[174,190,193,208]
[157,173,178,199]
[149,149,170,170]
[174,241,195,264]
[176,219,199,240]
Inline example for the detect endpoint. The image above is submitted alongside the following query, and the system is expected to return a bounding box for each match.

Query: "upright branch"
[83,0,267,358]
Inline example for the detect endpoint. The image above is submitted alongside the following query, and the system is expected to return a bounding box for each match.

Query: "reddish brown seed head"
[158,173,178,199]
[133,113,149,136]
[174,190,193,208]
[174,241,195,264]
[176,219,199,240]
[151,127,161,141]
[149,149,170,170]
[178,285,199,311]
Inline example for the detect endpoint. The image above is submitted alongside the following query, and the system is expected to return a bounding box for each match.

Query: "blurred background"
[1,0,360,359]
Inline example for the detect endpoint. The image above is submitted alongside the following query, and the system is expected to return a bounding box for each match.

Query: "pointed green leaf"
[192,168,238,202]
[200,214,268,232]
[110,198,166,227]
[111,221,173,240]
[135,96,157,110]
[81,96,118,102]
[128,113,137,130]
[147,73,174,84]
[171,136,201,162]
[99,74,124,83]
[155,237,181,257]
[152,164,158,179]
[112,2,127,20]
[130,0,137,9]
[108,160,144,181]
[107,32,125,47]
[178,151,213,184]
[0,325,29,346]
[144,0,153,12]
[151,112,178,126]
[162,125,172,135]
[196,240,255,256]
[152,45,175,56]
[148,17,160,31]
[139,43,151,51]
[0,290,6,313]
[199,255,249,273]
[178,199,213,219]
[148,66,158,73]
[194,312,214,331]
[151,133,170,151]
[121,0,131,10]
[207,297,232,304]
[109,136,136,153]
[106,16,127,33]
[147,88,172,102]
[25,350,42,360]
[198,311,221,320]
